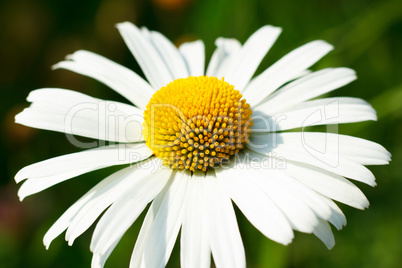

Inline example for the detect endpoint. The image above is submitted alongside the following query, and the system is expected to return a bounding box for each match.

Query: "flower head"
[15,22,390,267]
[143,76,253,171]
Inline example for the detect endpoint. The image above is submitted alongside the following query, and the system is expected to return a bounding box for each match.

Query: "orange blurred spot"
[0,184,26,236]
[152,0,192,10]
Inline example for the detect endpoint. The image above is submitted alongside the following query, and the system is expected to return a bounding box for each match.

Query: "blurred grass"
[1,0,401,267]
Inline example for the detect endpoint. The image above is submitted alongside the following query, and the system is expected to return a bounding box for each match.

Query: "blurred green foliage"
[1,0,401,267]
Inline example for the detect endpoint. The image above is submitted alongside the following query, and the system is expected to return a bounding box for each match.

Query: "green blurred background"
[1,0,401,267]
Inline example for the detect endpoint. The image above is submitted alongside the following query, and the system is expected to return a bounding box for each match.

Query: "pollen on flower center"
[143,76,253,172]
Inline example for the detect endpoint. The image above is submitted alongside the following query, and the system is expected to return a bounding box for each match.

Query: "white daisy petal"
[206,38,241,77]
[252,97,377,132]
[249,170,319,233]
[313,218,335,249]
[321,197,347,230]
[90,160,172,256]
[15,88,144,142]
[259,168,333,221]
[207,171,246,268]
[15,143,152,200]
[129,182,166,268]
[232,151,334,229]
[148,30,189,79]
[130,171,189,268]
[216,167,294,245]
[297,131,388,165]
[257,67,357,113]
[90,165,175,268]
[244,40,334,107]
[53,50,154,109]
[180,172,211,268]
[337,134,391,165]
[140,171,189,268]
[222,25,282,91]
[283,160,370,209]
[249,131,390,166]
[43,165,137,249]
[248,133,377,186]
[179,40,205,76]
[116,22,173,89]
[65,160,165,246]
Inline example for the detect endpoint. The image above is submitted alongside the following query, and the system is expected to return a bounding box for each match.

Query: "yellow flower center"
[143,76,253,172]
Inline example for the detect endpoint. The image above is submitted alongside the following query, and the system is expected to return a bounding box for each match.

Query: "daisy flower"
[15,22,390,268]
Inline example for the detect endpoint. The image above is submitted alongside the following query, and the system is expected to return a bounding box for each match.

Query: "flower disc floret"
[143,76,253,171]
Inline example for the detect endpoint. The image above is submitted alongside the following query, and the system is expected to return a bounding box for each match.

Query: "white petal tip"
[17,186,28,201]
[382,159,391,165]
[353,199,370,210]
[43,238,51,250]
[261,25,282,33]
[281,237,294,246]
[43,230,57,248]
[268,232,294,246]
[51,63,61,70]
[314,40,334,51]
[116,21,134,29]
[339,67,357,75]
[14,163,31,183]
[17,185,32,201]
[66,232,77,246]
[14,111,26,124]
[326,243,335,250]
[14,173,25,184]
